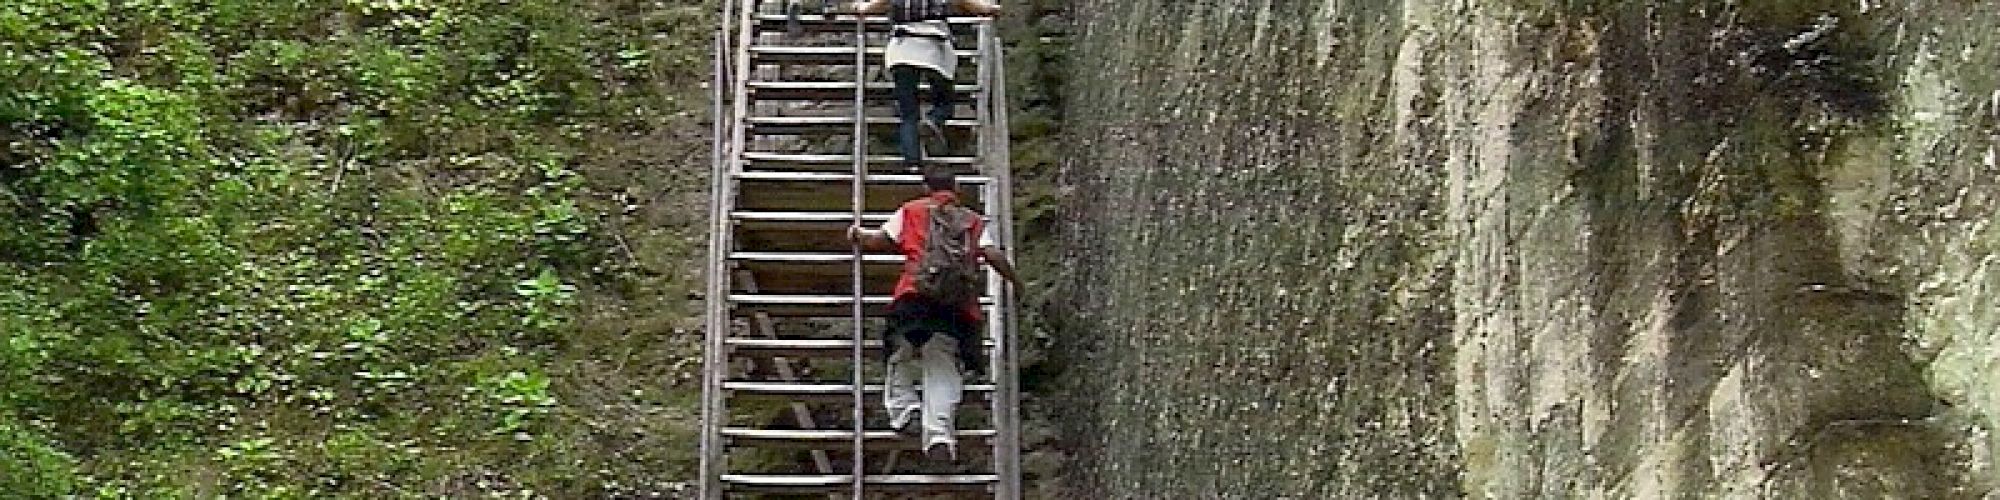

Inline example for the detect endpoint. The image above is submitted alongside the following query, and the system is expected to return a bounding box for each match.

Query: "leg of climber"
[889,65,927,169]
[883,333,923,434]
[917,332,963,460]
[922,67,955,156]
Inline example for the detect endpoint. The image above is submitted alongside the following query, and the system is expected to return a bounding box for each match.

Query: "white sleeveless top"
[884,20,956,77]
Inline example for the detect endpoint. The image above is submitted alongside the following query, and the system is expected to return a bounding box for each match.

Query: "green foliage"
[0,0,714,496]
[476,369,558,436]
[214,436,302,497]
[515,268,578,332]
[0,421,79,497]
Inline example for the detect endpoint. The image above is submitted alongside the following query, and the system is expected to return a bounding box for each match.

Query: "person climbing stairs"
[831,0,1003,170]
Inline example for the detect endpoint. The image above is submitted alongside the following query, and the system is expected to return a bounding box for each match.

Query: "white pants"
[884,333,962,446]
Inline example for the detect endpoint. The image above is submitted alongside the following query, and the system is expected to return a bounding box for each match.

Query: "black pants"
[889,64,955,167]
[883,296,982,375]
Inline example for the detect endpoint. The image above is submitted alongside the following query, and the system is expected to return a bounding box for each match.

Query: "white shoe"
[889,405,920,435]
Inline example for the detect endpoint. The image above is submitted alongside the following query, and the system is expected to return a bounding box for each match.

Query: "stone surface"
[1045,0,2000,497]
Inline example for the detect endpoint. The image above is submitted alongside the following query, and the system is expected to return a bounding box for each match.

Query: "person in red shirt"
[849,169,1020,460]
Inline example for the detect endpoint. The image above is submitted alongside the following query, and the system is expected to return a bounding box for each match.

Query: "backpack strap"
[891,25,954,40]
[947,204,979,253]
[890,0,951,23]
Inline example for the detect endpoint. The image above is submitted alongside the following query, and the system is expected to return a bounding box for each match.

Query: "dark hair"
[923,168,957,193]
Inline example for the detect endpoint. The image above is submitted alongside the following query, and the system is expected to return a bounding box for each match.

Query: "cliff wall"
[1048,1,1999,497]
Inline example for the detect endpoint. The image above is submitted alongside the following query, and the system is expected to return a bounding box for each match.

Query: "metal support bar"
[847,5,870,500]
[977,21,1023,500]
[697,1,737,498]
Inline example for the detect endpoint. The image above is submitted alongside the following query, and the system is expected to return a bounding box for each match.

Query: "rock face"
[1046,0,1999,497]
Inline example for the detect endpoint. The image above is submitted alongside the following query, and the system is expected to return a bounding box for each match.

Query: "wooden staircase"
[700,1,1020,498]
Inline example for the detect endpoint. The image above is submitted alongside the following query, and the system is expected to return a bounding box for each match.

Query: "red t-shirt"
[882,191,990,320]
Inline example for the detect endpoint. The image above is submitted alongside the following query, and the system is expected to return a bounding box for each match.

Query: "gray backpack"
[913,202,979,305]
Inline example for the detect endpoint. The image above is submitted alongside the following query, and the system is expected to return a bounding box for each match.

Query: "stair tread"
[743,152,979,166]
[724,381,998,393]
[750,81,979,91]
[726,338,997,349]
[728,211,992,229]
[746,116,979,126]
[729,338,885,349]
[728,293,994,304]
[725,295,995,318]
[732,211,893,222]
[730,251,904,263]
[749,46,978,64]
[721,428,997,450]
[734,171,992,183]
[722,474,998,486]
[744,116,982,136]
[722,428,998,439]
[733,179,987,213]
[749,46,977,55]
[754,13,988,27]
[749,82,981,101]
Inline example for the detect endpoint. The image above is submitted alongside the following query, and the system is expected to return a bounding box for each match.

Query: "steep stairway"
[699,2,1021,498]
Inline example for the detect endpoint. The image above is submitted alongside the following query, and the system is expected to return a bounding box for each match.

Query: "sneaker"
[784,1,802,37]
[889,405,921,435]
[920,119,949,157]
[923,437,957,461]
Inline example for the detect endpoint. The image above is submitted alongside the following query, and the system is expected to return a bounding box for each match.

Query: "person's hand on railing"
[959,0,1002,16]
[825,0,881,18]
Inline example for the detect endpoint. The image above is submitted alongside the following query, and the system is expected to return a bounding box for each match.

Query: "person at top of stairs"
[834,0,1001,170]
[847,168,1021,460]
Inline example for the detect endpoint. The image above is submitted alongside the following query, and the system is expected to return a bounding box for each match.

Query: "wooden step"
[728,250,998,296]
[735,171,992,185]
[730,337,888,354]
[730,251,904,264]
[722,428,997,450]
[726,338,999,358]
[732,211,889,252]
[724,381,997,403]
[732,210,893,229]
[722,474,997,494]
[729,252,905,295]
[731,293,897,317]
[750,46,977,65]
[732,210,992,226]
[729,293,994,317]
[745,115,980,136]
[749,81,981,101]
[754,14,986,34]
[731,264,899,296]
[733,172,989,212]
[742,152,979,172]
[730,210,997,252]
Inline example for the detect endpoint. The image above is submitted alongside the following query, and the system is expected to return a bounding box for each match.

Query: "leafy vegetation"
[1,0,714,496]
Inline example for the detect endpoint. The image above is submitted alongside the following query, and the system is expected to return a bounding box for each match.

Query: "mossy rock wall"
[1049,0,2000,497]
